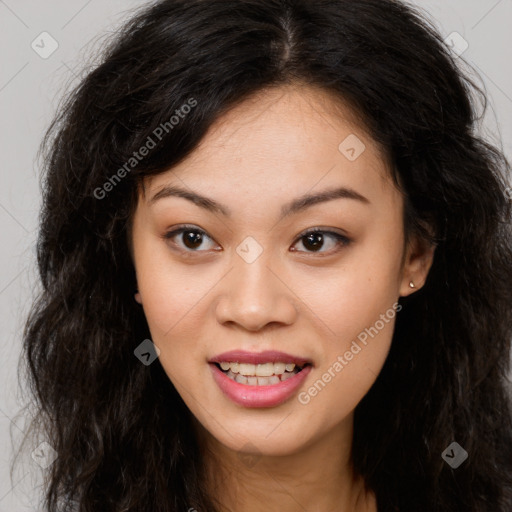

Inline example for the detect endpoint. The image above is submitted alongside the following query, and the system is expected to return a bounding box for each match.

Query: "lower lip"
[209,363,312,408]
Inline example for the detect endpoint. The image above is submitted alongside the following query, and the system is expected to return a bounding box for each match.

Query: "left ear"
[399,232,437,297]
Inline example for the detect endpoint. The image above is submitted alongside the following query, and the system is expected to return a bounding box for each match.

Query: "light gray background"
[0,1,511,509]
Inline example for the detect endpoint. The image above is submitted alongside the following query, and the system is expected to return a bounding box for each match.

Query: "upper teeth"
[219,362,296,376]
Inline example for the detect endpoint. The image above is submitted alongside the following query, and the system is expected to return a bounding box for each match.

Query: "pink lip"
[209,363,312,408]
[208,350,312,366]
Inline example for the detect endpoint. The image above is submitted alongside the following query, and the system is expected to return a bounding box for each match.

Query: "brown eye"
[291,228,351,254]
[163,226,218,252]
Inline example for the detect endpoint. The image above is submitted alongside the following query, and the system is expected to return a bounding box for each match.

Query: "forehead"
[142,83,396,209]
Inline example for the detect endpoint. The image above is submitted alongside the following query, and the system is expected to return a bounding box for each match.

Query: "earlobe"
[399,234,436,297]
[135,291,142,304]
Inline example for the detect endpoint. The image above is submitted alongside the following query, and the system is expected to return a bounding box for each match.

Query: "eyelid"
[295,225,349,240]
[163,224,209,239]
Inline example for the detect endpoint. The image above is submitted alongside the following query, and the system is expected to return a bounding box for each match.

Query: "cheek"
[135,257,212,385]
[293,239,401,404]
[134,236,215,339]
[298,301,398,417]
[296,248,402,345]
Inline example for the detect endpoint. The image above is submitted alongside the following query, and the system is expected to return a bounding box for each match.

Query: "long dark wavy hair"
[16,0,512,510]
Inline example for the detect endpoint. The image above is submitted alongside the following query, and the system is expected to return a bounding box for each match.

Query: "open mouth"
[213,362,311,386]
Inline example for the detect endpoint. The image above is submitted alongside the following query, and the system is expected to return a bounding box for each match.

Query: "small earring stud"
[409,281,415,288]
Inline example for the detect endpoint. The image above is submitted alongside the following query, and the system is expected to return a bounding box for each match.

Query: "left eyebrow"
[148,184,370,220]
[279,186,370,221]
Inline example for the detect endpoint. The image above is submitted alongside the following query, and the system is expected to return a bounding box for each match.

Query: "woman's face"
[131,84,434,456]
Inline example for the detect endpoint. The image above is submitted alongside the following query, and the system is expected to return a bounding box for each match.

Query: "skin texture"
[131,83,435,511]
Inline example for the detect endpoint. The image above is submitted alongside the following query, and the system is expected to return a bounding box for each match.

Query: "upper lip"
[209,350,312,367]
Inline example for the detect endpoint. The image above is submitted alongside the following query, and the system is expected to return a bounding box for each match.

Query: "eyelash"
[162,224,351,255]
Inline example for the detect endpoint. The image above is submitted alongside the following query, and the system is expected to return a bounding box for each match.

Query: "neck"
[192,414,377,512]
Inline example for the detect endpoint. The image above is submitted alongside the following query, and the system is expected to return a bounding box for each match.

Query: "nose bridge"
[235,243,275,300]
[215,236,297,330]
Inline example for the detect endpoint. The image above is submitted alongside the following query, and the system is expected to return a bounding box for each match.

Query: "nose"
[215,248,298,332]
